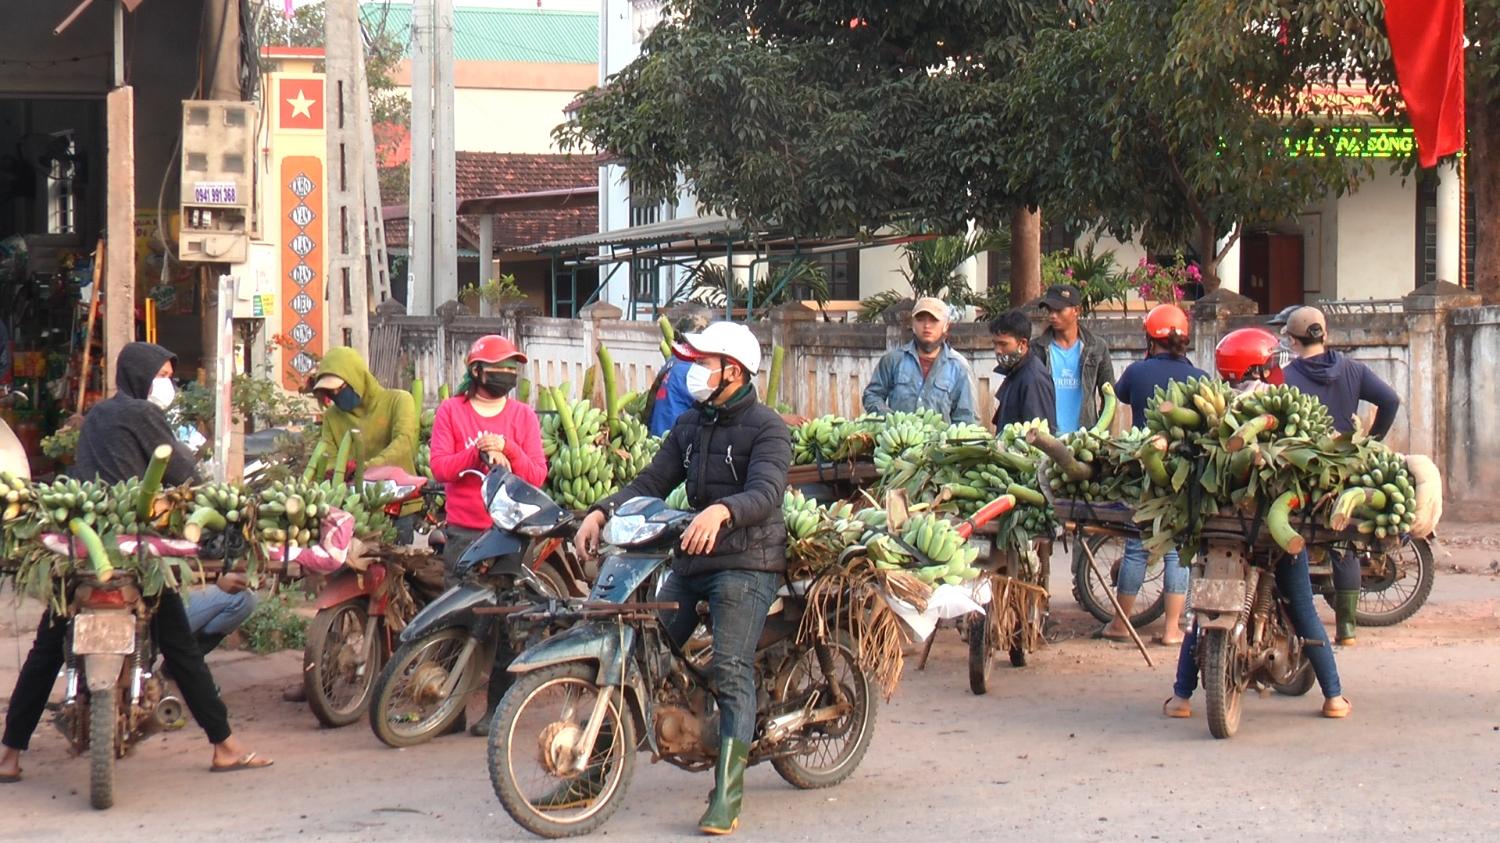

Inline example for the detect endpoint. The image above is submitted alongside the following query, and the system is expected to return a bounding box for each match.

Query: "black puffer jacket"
[72,342,199,487]
[594,386,792,575]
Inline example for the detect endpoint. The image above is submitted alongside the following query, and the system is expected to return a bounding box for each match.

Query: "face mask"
[148,377,176,410]
[685,363,725,404]
[332,384,361,413]
[478,370,517,399]
[994,350,1025,375]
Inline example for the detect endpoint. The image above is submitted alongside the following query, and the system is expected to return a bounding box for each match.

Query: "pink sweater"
[429,395,548,530]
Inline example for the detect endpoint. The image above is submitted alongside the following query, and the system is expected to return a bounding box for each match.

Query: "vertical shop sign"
[281,157,324,388]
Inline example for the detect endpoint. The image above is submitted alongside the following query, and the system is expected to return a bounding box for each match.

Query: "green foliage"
[238,585,308,655]
[1000,0,1404,288]
[678,258,829,316]
[1041,241,1127,315]
[559,1,1064,237]
[40,427,79,460]
[171,374,315,433]
[460,273,528,309]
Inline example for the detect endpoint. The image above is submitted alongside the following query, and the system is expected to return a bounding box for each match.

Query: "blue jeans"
[185,585,258,637]
[1173,549,1341,700]
[1119,538,1187,596]
[657,568,780,746]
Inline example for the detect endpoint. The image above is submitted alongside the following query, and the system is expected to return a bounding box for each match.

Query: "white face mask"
[148,376,176,410]
[685,363,723,403]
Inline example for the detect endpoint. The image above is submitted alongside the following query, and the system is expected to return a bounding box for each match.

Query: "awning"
[457,186,598,216]
[526,214,750,252]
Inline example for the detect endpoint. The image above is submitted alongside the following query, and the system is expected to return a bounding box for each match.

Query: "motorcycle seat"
[364,465,428,490]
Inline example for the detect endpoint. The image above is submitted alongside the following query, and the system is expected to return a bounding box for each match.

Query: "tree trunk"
[1009,206,1042,306]
[1472,96,1500,304]
[1197,218,1220,294]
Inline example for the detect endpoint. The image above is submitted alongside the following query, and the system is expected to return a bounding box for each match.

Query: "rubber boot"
[698,738,749,836]
[1334,590,1359,646]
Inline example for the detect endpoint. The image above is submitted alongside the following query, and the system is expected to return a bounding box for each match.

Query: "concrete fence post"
[1189,289,1258,368]
[769,302,817,410]
[1403,281,1480,469]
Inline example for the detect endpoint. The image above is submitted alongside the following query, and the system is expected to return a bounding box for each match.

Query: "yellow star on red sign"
[287,88,316,119]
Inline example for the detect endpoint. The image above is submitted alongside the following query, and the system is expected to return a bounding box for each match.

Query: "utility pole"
[407,0,434,315]
[324,0,379,351]
[433,0,458,307]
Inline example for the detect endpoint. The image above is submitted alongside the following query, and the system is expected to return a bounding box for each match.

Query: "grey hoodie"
[71,343,199,486]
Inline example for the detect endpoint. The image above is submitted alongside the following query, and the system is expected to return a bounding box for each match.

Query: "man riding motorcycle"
[574,321,792,836]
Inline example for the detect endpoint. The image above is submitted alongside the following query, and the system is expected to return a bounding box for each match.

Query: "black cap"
[1039,284,1082,310]
[1266,304,1300,327]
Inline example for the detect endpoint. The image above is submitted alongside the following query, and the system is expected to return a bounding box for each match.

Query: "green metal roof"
[360,4,597,65]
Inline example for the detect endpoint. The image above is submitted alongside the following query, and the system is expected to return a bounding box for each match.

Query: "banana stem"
[766,344,785,407]
[1027,429,1093,481]
[304,440,328,483]
[1090,383,1117,436]
[1006,484,1047,507]
[410,377,424,417]
[334,431,353,483]
[70,518,112,581]
[137,444,172,523]
[1159,402,1202,431]
[183,507,228,543]
[1267,491,1306,554]
[1140,441,1169,487]
[1227,414,1278,452]
[551,387,581,448]
[598,344,619,429]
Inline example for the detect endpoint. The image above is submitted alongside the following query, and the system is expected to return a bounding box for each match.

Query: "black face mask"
[478,370,518,399]
[332,384,361,413]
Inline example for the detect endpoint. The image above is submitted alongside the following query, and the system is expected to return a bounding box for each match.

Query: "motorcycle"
[1073,531,1435,630]
[368,468,575,747]
[53,572,185,809]
[1188,530,1316,739]
[302,467,446,727]
[485,496,880,839]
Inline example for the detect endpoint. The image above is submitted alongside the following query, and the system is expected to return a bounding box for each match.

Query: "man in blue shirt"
[862,297,978,424]
[1101,305,1206,646]
[646,308,712,437]
[1037,284,1113,434]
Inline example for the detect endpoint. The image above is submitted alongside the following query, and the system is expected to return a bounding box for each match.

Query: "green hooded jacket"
[315,347,418,475]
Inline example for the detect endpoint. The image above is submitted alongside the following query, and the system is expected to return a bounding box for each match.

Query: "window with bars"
[808,250,859,300]
[1416,172,1476,289]
[629,196,661,302]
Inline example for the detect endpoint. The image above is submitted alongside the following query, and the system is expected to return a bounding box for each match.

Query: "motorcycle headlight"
[601,514,668,548]
[489,482,542,531]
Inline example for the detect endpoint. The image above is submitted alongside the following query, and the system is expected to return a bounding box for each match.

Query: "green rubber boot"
[698,738,749,836]
[1334,589,1359,646]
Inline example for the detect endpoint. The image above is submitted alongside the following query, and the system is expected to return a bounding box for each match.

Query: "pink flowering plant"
[1126,255,1199,304]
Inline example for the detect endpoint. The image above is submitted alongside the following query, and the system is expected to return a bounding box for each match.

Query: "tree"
[558,1,1063,239]
[255,1,411,197]
[999,0,1404,292]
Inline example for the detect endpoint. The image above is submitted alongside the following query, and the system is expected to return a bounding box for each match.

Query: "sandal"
[0,771,20,784]
[210,752,275,773]
[1321,696,1352,719]
[1162,697,1191,719]
[1093,626,1133,643]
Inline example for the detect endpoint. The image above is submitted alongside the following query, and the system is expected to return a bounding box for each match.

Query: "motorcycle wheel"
[967,611,994,695]
[369,628,475,747]
[1202,628,1244,739]
[1071,534,1165,626]
[771,634,877,790]
[89,691,118,810]
[1322,537,1435,627]
[304,603,381,728]
[487,663,636,839]
[1272,659,1316,697]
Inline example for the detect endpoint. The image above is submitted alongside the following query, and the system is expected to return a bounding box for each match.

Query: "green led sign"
[1285,126,1415,159]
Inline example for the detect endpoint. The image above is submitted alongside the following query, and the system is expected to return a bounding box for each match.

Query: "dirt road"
[2,563,1498,842]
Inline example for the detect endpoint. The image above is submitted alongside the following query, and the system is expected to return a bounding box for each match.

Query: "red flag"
[1383,0,1466,168]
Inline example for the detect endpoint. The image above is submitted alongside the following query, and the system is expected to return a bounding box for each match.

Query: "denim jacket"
[862,342,978,424]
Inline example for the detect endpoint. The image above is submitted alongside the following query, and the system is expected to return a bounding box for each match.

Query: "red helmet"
[1215,328,1284,384]
[1144,304,1189,340]
[466,335,527,366]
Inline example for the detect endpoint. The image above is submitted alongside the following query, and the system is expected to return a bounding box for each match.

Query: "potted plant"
[1125,255,1199,308]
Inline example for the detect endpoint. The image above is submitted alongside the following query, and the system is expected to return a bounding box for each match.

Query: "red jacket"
[429,395,548,530]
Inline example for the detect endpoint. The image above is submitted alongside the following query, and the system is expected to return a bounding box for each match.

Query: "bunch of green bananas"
[607,413,658,482]
[415,443,434,482]
[0,471,36,524]
[1330,444,1417,539]
[873,413,936,473]
[665,482,690,511]
[1143,376,1236,446]
[255,480,331,548]
[182,482,251,542]
[550,444,614,511]
[31,478,119,532]
[420,407,437,441]
[792,415,847,465]
[899,512,982,585]
[321,481,401,541]
[1040,428,1112,502]
[783,489,823,540]
[1226,383,1335,448]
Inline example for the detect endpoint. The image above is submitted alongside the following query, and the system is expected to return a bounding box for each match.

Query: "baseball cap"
[1280,306,1327,340]
[1039,284,1082,310]
[912,296,950,321]
[312,374,346,392]
[1266,304,1300,327]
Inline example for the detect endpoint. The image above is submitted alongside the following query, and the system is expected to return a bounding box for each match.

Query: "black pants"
[442,526,515,714]
[3,590,232,750]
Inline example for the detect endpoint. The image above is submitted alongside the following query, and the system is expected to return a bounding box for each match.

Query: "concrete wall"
[1333,167,1417,301]
[1445,306,1500,520]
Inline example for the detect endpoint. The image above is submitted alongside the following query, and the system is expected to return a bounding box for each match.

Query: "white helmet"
[680,322,763,375]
